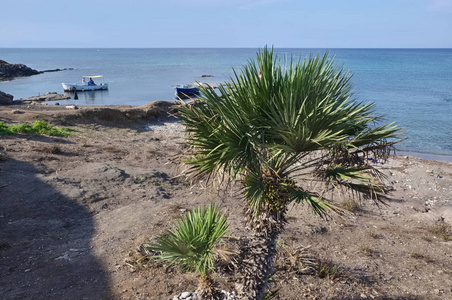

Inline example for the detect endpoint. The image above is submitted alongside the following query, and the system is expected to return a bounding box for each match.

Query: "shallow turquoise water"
[0,48,451,158]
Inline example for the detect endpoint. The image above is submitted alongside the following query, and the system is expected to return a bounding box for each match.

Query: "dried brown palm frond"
[275,243,316,275]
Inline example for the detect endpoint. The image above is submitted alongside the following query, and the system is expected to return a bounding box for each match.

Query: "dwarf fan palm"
[148,204,228,298]
[177,47,400,299]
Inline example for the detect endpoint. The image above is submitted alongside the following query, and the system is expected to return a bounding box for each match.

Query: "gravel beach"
[1,102,451,299]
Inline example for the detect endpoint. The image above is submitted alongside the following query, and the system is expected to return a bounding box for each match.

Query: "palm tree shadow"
[0,158,111,299]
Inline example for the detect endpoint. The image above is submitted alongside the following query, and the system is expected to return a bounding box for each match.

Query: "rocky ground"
[0,102,451,300]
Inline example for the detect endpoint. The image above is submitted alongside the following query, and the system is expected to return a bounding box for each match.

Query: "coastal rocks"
[0,59,72,81]
[0,59,39,80]
[20,92,70,102]
[40,67,73,73]
[0,90,14,105]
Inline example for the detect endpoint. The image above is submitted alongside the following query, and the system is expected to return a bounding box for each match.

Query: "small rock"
[180,292,192,299]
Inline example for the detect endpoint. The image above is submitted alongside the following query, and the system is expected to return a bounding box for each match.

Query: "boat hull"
[175,84,199,99]
[176,87,199,94]
[62,83,108,92]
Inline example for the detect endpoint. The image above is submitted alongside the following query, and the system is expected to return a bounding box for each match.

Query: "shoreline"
[2,102,452,163]
[396,150,452,162]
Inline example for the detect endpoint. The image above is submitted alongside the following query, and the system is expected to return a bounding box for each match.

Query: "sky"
[1,0,451,48]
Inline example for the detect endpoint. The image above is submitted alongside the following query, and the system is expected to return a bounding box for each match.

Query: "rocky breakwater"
[0,59,72,81]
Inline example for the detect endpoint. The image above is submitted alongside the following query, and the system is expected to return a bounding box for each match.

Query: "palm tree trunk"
[234,228,281,300]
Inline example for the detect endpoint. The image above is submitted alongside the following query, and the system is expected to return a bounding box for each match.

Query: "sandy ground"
[0,102,451,300]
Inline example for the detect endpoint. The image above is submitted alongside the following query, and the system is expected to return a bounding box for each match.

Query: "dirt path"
[1,103,451,299]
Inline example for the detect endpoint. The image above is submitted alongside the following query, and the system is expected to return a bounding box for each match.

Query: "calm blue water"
[1,48,451,158]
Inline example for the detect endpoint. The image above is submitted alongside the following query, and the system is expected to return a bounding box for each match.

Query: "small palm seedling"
[148,203,228,298]
[316,259,342,280]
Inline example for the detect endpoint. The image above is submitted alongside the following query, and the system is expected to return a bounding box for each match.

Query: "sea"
[1,48,452,160]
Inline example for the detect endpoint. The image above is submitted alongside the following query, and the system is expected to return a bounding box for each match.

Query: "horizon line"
[1,47,452,50]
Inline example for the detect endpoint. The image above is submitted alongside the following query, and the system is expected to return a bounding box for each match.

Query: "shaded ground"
[0,103,451,299]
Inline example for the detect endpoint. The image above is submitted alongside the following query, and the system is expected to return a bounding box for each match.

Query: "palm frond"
[177,46,401,220]
[290,188,340,217]
[317,163,388,204]
[148,204,228,277]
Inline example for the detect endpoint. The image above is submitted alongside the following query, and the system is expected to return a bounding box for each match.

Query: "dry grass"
[410,252,424,259]
[341,200,360,212]
[368,232,384,239]
[428,221,452,241]
[32,144,62,154]
[359,245,375,257]
[102,146,122,153]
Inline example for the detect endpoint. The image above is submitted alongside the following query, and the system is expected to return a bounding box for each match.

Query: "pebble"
[180,292,192,299]
[171,290,237,300]
[146,122,186,136]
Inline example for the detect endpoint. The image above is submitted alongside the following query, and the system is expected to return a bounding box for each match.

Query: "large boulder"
[0,60,40,81]
[0,90,14,105]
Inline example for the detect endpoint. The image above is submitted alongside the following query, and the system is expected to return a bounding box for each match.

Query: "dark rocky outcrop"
[0,60,72,81]
[0,60,39,80]
[0,90,14,105]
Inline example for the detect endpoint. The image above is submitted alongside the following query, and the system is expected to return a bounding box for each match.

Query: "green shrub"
[9,123,33,134]
[0,122,14,136]
[0,121,73,137]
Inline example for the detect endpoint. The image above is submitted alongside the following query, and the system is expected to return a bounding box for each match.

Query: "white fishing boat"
[62,75,108,92]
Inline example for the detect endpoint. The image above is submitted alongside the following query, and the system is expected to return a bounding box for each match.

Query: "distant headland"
[0,59,72,81]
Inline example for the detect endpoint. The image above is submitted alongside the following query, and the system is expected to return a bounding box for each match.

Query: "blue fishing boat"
[175,84,199,98]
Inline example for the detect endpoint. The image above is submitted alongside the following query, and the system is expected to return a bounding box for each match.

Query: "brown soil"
[1,103,451,300]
